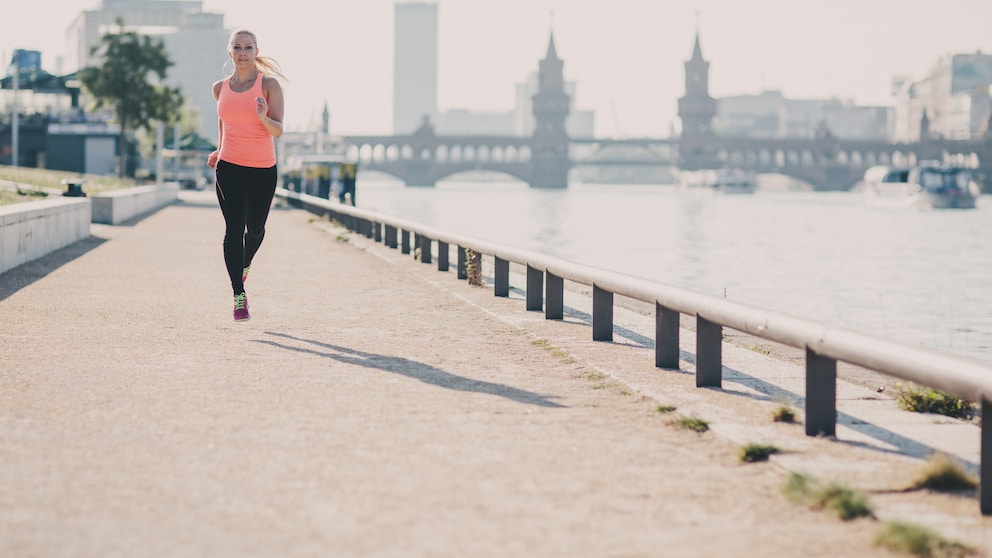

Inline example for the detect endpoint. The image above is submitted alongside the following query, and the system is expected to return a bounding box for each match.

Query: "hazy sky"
[3,0,992,137]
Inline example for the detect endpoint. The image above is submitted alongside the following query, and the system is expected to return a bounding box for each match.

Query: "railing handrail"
[279,187,991,514]
[279,187,992,401]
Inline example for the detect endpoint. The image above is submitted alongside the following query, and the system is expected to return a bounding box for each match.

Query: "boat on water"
[858,163,979,210]
[676,168,757,194]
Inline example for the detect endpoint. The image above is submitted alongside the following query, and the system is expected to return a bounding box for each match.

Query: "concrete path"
[1,190,988,557]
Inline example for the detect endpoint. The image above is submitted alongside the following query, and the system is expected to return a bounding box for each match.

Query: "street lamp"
[11,56,18,168]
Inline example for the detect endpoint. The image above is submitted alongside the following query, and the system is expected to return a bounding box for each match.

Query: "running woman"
[207,29,286,321]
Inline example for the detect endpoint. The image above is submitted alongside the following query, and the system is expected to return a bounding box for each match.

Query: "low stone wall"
[0,196,91,275]
[90,183,180,225]
[0,183,181,275]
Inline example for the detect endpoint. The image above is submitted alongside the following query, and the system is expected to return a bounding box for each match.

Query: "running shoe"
[233,291,250,321]
[242,266,250,284]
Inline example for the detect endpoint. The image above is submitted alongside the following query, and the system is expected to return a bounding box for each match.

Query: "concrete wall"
[90,183,180,225]
[1,183,180,275]
[0,197,91,275]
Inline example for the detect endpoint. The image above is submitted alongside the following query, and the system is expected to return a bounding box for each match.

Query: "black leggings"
[215,160,277,296]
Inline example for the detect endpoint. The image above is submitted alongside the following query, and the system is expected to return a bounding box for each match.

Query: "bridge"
[337,32,992,191]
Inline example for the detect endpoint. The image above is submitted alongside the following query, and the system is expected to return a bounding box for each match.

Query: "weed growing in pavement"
[911,453,978,492]
[673,416,709,433]
[894,382,974,419]
[531,339,575,363]
[873,521,976,558]
[739,443,780,463]
[464,248,483,286]
[772,401,797,423]
[782,473,873,520]
[748,344,772,355]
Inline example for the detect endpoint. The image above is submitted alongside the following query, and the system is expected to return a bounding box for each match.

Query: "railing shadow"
[255,331,566,409]
[513,288,980,475]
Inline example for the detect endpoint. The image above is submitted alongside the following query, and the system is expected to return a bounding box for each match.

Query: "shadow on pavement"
[256,331,567,409]
[0,235,108,302]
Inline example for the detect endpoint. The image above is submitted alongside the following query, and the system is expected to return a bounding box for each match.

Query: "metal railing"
[278,188,992,515]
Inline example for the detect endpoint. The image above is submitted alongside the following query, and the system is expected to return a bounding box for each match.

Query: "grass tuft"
[782,473,873,520]
[894,382,974,419]
[912,453,978,492]
[739,443,780,463]
[655,404,677,413]
[673,415,709,433]
[772,401,797,423]
[874,521,976,558]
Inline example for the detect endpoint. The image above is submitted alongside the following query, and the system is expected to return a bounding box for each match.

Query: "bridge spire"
[677,27,718,170]
[530,32,571,188]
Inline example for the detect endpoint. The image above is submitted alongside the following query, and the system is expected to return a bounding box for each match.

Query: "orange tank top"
[217,76,276,168]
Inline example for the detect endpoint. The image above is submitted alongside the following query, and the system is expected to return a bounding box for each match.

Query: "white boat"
[676,168,757,194]
[859,164,979,210]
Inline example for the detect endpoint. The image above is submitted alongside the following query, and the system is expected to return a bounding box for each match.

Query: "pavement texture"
[1,189,989,557]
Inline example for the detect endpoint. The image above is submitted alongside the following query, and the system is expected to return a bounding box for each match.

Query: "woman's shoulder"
[211,77,227,99]
[261,75,282,92]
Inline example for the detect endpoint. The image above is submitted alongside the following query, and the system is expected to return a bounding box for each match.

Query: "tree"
[78,19,185,177]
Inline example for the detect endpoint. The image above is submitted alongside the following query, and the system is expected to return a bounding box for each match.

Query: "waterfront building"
[393,1,438,134]
[65,0,229,143]
[893,51,992,141]
[432,72,594,138]
[713,90,892,140]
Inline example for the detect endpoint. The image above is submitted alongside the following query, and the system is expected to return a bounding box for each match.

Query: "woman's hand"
[207,150,219,169]
[256,96,269,120]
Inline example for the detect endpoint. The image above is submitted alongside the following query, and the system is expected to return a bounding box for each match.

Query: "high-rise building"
[65,0,229,143]
[393,2,438,134]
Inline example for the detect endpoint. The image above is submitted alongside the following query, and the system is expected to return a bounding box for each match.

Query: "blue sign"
[11,49,41,71]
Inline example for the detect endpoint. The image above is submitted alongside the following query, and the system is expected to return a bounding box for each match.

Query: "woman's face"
[229,33,258,66]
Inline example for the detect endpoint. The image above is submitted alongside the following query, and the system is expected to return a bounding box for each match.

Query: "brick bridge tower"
[530,33,571,188]
[677,32,719,170]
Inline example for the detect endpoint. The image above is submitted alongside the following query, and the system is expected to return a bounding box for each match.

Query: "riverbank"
[0,189,987,556]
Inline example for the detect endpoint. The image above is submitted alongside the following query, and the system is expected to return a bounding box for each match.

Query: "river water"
[353,176,992,364]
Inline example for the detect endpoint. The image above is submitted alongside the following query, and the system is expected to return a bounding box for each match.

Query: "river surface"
[353,176,992,364]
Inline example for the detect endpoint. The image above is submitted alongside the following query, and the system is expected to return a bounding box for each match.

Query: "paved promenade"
[1,189,989,557]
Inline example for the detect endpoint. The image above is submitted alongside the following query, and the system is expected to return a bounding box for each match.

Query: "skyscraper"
[393,2,437,134]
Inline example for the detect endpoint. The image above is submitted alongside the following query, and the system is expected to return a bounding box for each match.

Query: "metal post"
[401,230,411,254]
[457,247,467,279]
[494,257,509,297]
[526,265,543,311]
[696,316,722,387]
[419,236,432,264]
[592,284,613,341]
[437,241,449,272]
[981,398,990,515]
[12,60,19,167]
[655,303,680,369]
[173,122,181,180]
[805,348,837,437]
[156,121,164,184]
[545,272,563,320]
[385,225,397,249]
